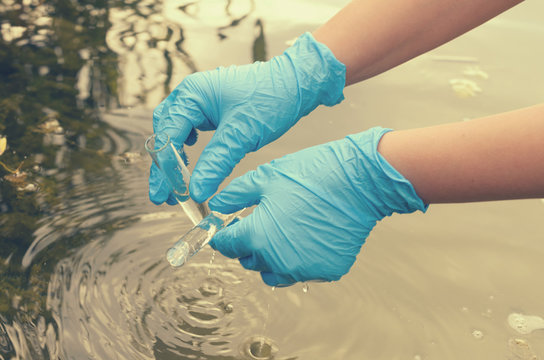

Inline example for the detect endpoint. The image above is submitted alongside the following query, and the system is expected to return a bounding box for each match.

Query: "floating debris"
[449,78,482,98]
[508,313,544,335]
[508,338,538,360]
[0,136,6,156]
[4,171,28,186]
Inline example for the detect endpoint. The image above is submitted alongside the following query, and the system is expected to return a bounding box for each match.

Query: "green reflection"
[0,0,122,354]
[0,0,270,357]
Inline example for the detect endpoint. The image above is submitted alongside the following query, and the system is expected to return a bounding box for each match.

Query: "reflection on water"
[1,0,544,359]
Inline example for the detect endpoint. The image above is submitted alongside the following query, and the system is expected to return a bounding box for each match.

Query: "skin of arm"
[313,0,524,85]
[312,0,539,203]
[377,104,544,203]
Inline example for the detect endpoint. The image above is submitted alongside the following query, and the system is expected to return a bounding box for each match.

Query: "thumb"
[209,220,252,259]
[208,170,262,214]
[190,121,257,203]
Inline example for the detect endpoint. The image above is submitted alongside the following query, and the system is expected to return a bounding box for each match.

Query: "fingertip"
[149,194,164,206]
[208,238,217,250]
[208,195,248,214]
[189,178,215,204]
[260,273,296,287]
[149,166,169,205]
[209,226,238,259]
[166,194,178,205]
[208,173,260,213]
[210,221,251,259]
[184,128,198,146]
[239,255,264,272]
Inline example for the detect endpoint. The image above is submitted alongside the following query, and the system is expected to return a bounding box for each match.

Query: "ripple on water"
[46,214,279,359]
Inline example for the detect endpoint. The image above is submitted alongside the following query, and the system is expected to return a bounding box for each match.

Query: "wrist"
[282,32,346,117]
[346,127,428,217]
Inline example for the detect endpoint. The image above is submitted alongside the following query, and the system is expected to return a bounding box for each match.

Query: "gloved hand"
[208,127,427,286]
[149,32,346,205]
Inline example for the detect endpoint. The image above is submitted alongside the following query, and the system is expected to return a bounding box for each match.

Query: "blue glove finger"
[190,121,257,203]
[153,73,213,137]
[208,170,262,214]
[261,272,296,287]
[239,254,268,272]
[209,219,253,259]
[149,164,172,205]
[185,128,198,146]
[166,193,178,206]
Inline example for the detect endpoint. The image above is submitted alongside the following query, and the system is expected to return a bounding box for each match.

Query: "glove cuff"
[284,32,346,117]
[346,127,428,218]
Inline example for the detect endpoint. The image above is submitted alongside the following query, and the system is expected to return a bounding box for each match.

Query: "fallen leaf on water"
[0,137,6,156]
[4,171,27,186]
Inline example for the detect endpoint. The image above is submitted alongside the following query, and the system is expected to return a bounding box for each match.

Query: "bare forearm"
[377,104,544,203]
[313,0,523,85]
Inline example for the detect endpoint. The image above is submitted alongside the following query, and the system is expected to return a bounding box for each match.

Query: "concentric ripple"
[46,213,281,359]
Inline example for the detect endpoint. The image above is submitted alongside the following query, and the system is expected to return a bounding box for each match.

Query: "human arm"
[378,104,544,203]
[313,0,524,85]
[149,0,524,204]
[209,106,544,286]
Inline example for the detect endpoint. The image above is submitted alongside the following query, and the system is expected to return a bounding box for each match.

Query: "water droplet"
[224,303,234,313]
[302,283,309,293]
[208,250,216,276]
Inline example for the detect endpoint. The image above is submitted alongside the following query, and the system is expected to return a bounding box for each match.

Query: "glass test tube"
[145,132,209,225]
[146,131,244,267]
[166,210,242,267]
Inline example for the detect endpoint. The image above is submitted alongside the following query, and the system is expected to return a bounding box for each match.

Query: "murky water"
[1,0,544,359]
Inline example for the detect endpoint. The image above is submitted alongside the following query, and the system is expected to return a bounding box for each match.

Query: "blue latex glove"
[149,32,346,205]
[208,127,427,286]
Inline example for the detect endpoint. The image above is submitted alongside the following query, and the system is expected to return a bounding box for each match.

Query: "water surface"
[1,0,543,359]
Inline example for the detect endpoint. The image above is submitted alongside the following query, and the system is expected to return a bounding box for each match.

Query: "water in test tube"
[166,210,241,267]
[145,132,209,225]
